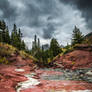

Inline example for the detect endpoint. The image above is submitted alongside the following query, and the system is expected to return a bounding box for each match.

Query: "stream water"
[40,68,92,82]
[16,68,92,92]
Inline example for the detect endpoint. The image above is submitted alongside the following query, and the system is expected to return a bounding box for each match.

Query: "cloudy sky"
[0,0,92,49]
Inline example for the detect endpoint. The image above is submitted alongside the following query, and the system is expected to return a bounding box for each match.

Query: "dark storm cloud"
[0,0,91,48]
[76,0,92,30]
[60,0,92,30]
[25,0,58,26]
[16,0,59,39]
[0,0,58,39]
[43,23,56,39]
[0,0,17,21]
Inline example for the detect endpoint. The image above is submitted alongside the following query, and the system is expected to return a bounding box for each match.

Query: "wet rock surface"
[0,65,92,92]
[39,68,92,83]
[0,64,34,92]
[17,68,92,92]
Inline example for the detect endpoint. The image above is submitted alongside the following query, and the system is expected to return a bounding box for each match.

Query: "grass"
[0,56,9,64]
[19,50,38,62]
[0,43,18,56]
[0,42,38,64]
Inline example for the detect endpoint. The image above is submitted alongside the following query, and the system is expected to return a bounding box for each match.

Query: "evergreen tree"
[34,35,37,48]
[72,26,84,45]
[11,24,26,50]
[11,24,17,46]
[32,35,38,55]
[0,20,6,30]
[0,30,3,42]
[0,21,11,43]
[4,27,11,44]
[21,40,26,50]
[13,24,17,34]
[0,21,26,50]
[50,38,62,58]
[2,29,6,42]
[38,38,40,49]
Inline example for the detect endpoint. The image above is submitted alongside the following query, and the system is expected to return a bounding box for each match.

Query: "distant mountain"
[42,44,49,50]
[85,32,92,38]
[60,45,64,48]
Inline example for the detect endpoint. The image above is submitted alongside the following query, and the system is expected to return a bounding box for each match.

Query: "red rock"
[0,65,28,92]
[35,70,63,76]
[39,80,92,91]
[53,45,92,69]
[21,86,44,92]
[0,88,16,92]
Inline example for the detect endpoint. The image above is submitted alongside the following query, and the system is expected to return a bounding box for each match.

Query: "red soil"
[0,65,28,92]
[20,80,92,92]
[0,65,92,92]
[54,45,92,69]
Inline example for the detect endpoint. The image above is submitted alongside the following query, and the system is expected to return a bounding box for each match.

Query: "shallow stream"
[16,68,92,92]
[40,68,92,82]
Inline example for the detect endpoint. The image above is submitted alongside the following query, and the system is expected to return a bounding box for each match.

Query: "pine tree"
[13,24,17,34]
[0,21,11,43]
[2,29,6,42]
[0,21,26,50]
[0,30,3,42]
[72,26,84,45]
[21,40,26,50]
[0,20,6,30]
[50,38,62,58]
[38,38,40,49]
[4,27,10,44]
[11,24,26,50]
[34,35,37,48]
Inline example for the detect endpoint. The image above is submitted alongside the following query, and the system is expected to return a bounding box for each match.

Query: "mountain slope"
[0,43,38,67]
[52,44,92,69]
[85,32,92,44]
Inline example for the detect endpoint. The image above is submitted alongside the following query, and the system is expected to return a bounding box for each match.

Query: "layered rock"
[53,44,92,69]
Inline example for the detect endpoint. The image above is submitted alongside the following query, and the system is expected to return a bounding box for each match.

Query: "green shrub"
[0,43,17,57]
[0,57,9,64]
[19,50,38,62]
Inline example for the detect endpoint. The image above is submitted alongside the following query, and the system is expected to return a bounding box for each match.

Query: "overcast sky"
[0,0,92,49]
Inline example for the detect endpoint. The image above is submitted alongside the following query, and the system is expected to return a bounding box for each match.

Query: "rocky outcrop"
[0,65,28,92]
[54,44,92,69]
[74,44,92,51]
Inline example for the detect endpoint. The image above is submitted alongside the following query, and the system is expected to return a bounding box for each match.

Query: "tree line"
[0,20,89,66]
[0,20,26,50]
[29,26,89,66]
[28,35,62,66]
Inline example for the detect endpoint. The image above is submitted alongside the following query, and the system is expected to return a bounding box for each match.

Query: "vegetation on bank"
[0,20,92,66]
[0,43,38,64]
[0,20,26,50]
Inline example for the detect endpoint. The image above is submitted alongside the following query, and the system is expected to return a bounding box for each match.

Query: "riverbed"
[16,68,92,92]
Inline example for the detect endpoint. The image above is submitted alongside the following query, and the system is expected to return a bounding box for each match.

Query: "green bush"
[0,43,17,57]
[0,57,9,64]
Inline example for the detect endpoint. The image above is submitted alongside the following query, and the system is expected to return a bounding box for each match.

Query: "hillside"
[0,43,39,92]
[85,32,92,44]
[0,42,38,68]
[52,44,92,69]
[85,32,92,38]
[51,32,92,69]
[0,36,92,92]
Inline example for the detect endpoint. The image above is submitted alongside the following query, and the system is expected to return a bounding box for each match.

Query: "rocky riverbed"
[0,65,92,92]
[16,68,92,92]
[38,68,92,82]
